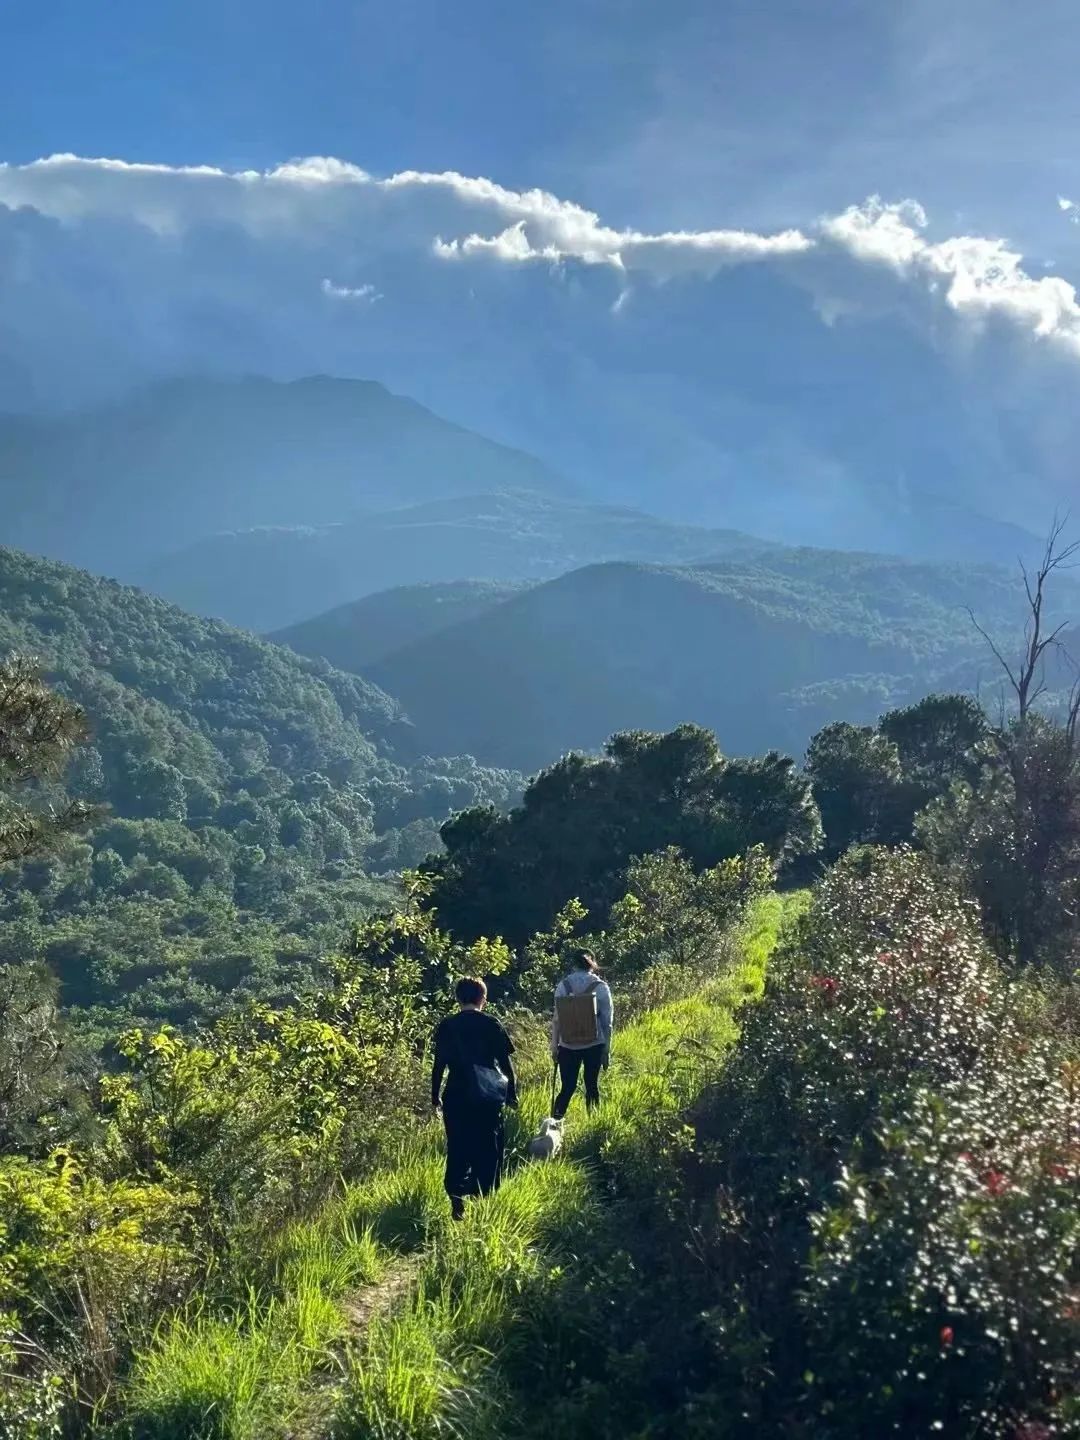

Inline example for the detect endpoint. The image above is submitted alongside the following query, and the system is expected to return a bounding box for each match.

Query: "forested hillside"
[3,596,1079,1436]
[272,580,532,673]
[141,491,770,631]
[0,547,522,1038]
[0,376,574,576]
[365,551,1075,769]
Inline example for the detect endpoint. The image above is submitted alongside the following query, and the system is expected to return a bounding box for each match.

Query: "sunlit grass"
[342,1142,449,1253]
[121,1215,384,1438]
[121,892,795,1440]
[331,892,792,1440]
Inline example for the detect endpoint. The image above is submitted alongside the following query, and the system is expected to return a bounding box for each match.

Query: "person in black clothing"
[431,976,517,1220]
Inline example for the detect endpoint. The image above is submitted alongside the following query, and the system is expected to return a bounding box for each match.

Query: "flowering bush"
[700,849,1080,1436]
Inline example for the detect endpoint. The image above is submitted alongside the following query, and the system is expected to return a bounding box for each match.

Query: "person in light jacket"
[550,949,613,1118]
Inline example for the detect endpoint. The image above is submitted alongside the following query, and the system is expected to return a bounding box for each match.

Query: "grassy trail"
[118,894,792,1440]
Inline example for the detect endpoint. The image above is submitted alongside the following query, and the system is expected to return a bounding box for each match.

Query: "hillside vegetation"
[0,548,522,1037]
[1,530,1079,1438]
[272,580,532,673]
[140,491,770,632]
[364,551,1073,768]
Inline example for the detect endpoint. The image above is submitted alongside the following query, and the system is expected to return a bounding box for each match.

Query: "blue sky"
[2,0,1079,537]
[7,0,1080,243]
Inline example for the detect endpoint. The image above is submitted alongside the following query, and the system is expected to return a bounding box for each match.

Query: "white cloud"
[2,152,1080,379]
[0,152,810,282]
[1058,195,1080,224]
[817,196,1080,357]
[321,277,379,302]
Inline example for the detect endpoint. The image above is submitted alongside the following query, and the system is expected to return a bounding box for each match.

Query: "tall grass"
[331,893,792,1440]
[119,893,792,1440]
[118,1215,382,1438]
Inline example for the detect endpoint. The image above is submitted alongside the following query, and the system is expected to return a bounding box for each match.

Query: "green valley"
[0,547,523,1039]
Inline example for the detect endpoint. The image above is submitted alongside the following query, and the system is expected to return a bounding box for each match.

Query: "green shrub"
[695,849,1080,1437]
[0,1150,195,1432]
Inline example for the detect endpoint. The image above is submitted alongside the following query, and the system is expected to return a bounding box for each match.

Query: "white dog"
[526,1117,564,1161]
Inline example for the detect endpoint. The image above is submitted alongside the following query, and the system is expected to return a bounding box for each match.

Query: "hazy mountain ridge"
[141,490,774,631]
[357,553,1078,770]
[0,375,575,575]
[270,579,533,672]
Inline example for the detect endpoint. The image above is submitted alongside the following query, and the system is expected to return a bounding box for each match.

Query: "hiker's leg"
[553,1047,584,1119]
[582,1045,605,1111]
[473,1112,505,1196]
[442,1105,471,1214]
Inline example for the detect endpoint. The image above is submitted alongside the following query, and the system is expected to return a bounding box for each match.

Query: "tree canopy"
[428,723,822,945]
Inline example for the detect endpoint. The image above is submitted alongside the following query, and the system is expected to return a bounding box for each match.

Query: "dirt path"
[287,1256,421,1439]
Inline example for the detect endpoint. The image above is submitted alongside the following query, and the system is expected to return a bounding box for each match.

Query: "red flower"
[939,1326,954,1347]
[810,975,839,997]
[1013,1422,1052,1440]
[983,1169,1010,1196]
[1046,1161,1070,1180]
[957,1152,974,1166]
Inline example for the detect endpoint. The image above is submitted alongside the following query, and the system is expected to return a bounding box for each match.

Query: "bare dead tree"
[967,514,1080,729]
[965,517,1080,966]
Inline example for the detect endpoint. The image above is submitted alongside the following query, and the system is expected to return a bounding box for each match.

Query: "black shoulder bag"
[452,1019,509,1109]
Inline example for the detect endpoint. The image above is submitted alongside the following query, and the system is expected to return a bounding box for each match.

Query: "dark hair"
[455,976,488,1006]
[571,949,598,973]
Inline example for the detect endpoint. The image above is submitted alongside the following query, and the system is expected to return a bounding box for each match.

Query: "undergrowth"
[114,895,791,1440]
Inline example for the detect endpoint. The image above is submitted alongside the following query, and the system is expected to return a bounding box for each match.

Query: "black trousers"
[442,1099,505,1202]
[553,1044,605,1119]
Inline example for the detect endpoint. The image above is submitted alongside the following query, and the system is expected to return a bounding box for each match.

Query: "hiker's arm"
[549,984,562,1057]
[503,1054,519,1107]
[597,984,613,1069]
[597,983,613,1047]
[431,1029,447,1108]
[497,1025,518,1107]
[597,982,613,1041]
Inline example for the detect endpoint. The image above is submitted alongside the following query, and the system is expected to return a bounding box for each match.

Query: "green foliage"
[0,548,523,1035]
[806,720,905,858]
[0,656,96,867]
[430,724,820,945]
[594,844,773,986]
[920,713,1080,973]
[879,691,988,801]
[0,1149,195,1433]
[97,877,513,1250]
[807,692,989,860]
[0,877,517,1432]
[0,658,98,1170]
[687,849,1080,1436]
[0,828,773,1436]
[0,962,87,1156]
[324,893,785,1440]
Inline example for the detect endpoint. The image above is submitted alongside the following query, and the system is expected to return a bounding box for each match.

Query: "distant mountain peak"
[0,374,578,576]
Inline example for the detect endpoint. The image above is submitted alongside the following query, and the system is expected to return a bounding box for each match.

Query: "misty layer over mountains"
[0,376,573,575]
[0,373,1044,590]
[0,371,1073,771]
